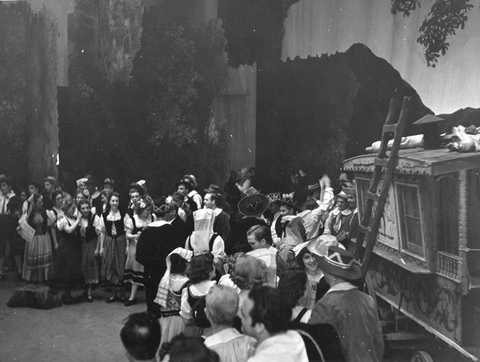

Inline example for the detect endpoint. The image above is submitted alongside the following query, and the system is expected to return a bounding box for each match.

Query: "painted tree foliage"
[392,0,475,66]
[62,0,228,195]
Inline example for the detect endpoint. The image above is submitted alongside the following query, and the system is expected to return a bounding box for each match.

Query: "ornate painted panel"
[369,255,462,344]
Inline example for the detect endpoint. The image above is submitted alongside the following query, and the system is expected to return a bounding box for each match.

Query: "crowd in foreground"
[0,170,383,362]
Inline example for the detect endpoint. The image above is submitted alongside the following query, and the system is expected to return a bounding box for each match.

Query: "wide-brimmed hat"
[204,184,222,195]
[316,245,361,281]
[307,235,341,257]
[238,193,270,216]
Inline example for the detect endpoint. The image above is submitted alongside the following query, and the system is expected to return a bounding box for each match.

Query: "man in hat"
[231,193,269,254]
[136,198,181,317]
[43,176,58,210]
[180,174,203,211]
[176,179,199,213]
[102,178,115,198]
[84,176,102,215]
[323,191,354,249]
[0,176,19,281]
[308,246,384,362]
[204,184,230,243]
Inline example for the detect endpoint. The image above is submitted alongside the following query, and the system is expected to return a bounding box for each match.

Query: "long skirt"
[102,234,126,286]
[82,238,99,285]
[124,240,144,286]
[64,237,83,286]
[23,233,53,282]
[52,230,66,284]
[160,315,186,346]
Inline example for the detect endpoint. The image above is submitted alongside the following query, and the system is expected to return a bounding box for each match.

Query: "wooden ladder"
[354,96,412,279]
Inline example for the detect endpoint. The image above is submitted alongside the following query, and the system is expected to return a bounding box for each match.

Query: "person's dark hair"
[51,190,63,204]
[77,199,90,211]
[247,224,273,246]
[186,253,214,284]
[107,191,120,203]
[278,268,308,309]
[295,247,312,269]
[306,198,318,210]
[177,180,193,192]
[162,334,219,362]
[61,200,75,213]
[207,192,222,206]
[248,286,292,335]
[170,253,188,274]
[120,311,161,361]
[31,193,44,209]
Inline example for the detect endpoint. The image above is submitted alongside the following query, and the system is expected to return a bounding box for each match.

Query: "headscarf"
[187,209,216,256]
[154,247,193,308]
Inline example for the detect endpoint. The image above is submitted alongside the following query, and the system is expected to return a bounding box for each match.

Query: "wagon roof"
[343,147,480,176]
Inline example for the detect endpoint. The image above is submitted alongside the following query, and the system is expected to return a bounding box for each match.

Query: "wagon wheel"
[410,351,434,362]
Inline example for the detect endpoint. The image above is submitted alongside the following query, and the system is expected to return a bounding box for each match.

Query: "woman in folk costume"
[179,252,217,337]
[22,193,58,282]
[323,191,354,249]
[124,197,156,306]
[292,235,343,310]
[100,192,128,303]
[56,201,83,304]
[185,208,225,275]
[154,247,192,346]
[49,190,66,284]
[76,200,102,302]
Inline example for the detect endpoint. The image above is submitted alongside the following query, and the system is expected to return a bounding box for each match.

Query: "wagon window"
[397,183,425,258]
[437,175,458,255]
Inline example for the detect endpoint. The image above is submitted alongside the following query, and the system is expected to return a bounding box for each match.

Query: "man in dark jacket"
[136,198,179,318]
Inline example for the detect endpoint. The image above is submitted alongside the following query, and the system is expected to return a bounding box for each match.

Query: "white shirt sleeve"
[211,235,225,258]
[179,287,192,319]
[57,216,68,231]
[93,215,103,235]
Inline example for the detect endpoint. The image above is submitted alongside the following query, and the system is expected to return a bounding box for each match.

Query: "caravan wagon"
[343,147,480,361]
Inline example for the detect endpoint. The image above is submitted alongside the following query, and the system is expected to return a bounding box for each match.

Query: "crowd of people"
[0,170,383,362]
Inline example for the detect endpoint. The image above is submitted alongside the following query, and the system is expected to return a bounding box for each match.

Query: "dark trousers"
[144,270,162,318]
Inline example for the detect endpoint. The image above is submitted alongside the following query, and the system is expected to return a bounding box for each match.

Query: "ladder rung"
[366,191,379,202]
[359,224,371,235]
[383,124,398,133]
[374,158,389,168]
